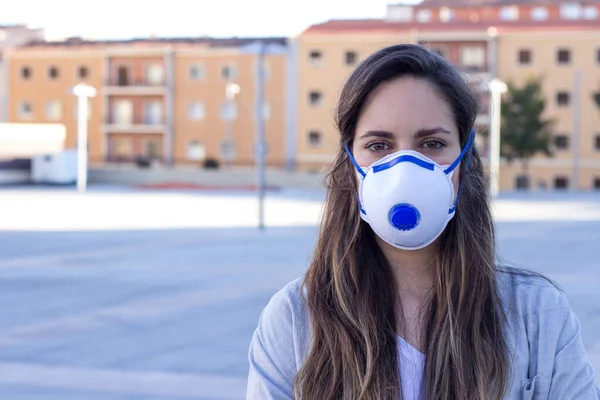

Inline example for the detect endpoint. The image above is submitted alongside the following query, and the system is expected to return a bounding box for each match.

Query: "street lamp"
[223,82,241,168]
[489,78,508,199]
[240,41,287,230]
[71,83,97,192]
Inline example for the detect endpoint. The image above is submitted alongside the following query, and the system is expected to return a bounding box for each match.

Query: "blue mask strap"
[444,130,475,175]
[449,130,475,214]
[345,143,368,215]
[344,143,366,178]
[356,194,367,215]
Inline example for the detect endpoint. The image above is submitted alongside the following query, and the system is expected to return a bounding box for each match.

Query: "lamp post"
[241,41,287,230]
[223,82,240,168]
[71,83,97,192]
[489,78,508,199]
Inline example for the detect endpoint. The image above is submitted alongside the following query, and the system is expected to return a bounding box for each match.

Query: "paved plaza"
[0,186,599,399]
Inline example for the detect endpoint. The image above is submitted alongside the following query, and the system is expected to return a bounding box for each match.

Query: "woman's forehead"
[356,78,457,139]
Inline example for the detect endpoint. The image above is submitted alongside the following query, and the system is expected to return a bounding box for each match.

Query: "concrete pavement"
[0,187,598,399]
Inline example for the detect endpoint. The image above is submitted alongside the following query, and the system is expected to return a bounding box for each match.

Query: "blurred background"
[0,0,599,398]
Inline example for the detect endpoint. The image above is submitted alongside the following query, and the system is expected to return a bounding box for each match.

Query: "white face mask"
[345,130,475,250]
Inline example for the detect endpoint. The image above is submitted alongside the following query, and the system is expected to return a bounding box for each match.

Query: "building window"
[583,6,598,19]
[439,7,454,22]
[144,101,162,125]
[594,177,600,190]
[220,101,237,120]
[18,102,33,119]
[146,63,164,85]
[597,49,600,64]
[416,9,432,23]
[515,175,530,190]
[188,102,205,120]
[557,49,571,64]
[48,66,59,80]
[78,66,89,79]
[500,6,519,21]
[461,46,485,70]
[309,91,322,106]
[187,141,206,161]
[117,66,130,86]
[112,138,134,158]
[309,50,323,66]
[21,66,31,80]
[45,101,62,121]
[556,91,570,107]
[308,131,322,147]
[345,51,357,66]
[189,64,206,80]
[554,176,569,190]
[531,6,549,20]
[144,140,161,159]
[560,2,582,20]
[518,49,532,65]
[113,100,133,125]
[594,134,600,151]
[221,64,238,80]
[554,135,570,150]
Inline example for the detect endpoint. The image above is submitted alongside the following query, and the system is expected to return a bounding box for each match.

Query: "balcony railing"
[104,80,166,95]
[106,78,165,86]
[105,154,163,164]
[104,117,165,133]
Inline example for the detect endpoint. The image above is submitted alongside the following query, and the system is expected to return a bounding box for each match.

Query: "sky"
[0,0,421,41]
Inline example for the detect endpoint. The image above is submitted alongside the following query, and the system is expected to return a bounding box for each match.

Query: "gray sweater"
[247,271,600,399]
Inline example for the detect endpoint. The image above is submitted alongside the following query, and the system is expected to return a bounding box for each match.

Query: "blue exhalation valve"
[388,203,421,231]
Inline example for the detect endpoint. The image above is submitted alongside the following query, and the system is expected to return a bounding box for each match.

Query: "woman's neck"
[377,237,436,351]
[377,237,436,300]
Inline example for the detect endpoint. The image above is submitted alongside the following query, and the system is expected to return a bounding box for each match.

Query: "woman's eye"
[367,142,391,152]
[422,140,445,150]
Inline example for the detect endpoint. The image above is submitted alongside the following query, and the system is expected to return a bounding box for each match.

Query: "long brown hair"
[294,44,509,399]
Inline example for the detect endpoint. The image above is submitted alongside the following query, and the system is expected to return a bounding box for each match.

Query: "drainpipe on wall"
[102,53,110,161]
[284,38,298,172]
[0,54,7,122]
[164,49,175,166]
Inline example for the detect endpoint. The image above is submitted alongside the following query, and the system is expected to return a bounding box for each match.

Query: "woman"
[247,44,599,399]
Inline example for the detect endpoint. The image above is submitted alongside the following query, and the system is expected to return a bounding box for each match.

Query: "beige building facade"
[295,0,600,190]
[2,0,600,191]
[4,46,105,161]
[495,28,600,191]
[0,24,46,123]
[4,38,290,168]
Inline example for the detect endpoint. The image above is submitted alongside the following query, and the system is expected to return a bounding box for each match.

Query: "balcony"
[104,80,166,96]
[104,117,165,134]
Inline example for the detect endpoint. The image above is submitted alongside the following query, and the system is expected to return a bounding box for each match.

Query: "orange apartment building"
[2,0,600,191]
[295,0,600,190]
[4,37,290,167]
[0,24,45,122]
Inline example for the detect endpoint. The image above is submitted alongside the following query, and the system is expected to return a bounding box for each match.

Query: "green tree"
[500,77,555,178]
